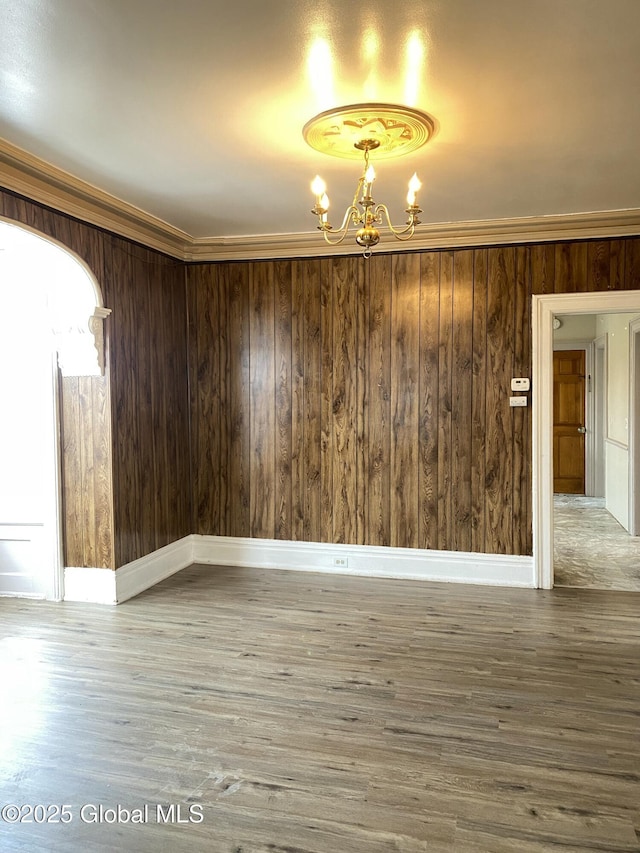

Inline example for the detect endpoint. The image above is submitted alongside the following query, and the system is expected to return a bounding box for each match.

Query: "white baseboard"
[63,537,194,605]
[114,536,194,603]
[63,536,535,604]
[64,566,118,604]
[192,535,535,587]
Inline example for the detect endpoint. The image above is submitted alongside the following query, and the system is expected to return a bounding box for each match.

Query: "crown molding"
[0,138,190,258]
[2,137,640,262]
[187,209,640,261]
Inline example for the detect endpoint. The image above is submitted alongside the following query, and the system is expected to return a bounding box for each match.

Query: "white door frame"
[629,317,640,536]
[46,348,65,600]
[532,289,640,589]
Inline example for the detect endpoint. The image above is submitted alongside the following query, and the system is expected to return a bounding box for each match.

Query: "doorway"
[553,349,586,494]
[533,290,640,588]
[0,220,108,600]
[0,283,59,598]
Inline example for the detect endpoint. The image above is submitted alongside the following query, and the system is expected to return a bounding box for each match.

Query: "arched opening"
[0,219,111,600]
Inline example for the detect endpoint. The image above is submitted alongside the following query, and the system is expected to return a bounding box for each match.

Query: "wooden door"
[553,349,586,494]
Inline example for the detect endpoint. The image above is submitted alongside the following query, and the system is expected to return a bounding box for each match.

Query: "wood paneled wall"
[105,236,190,568]
[0,190,191,569]
[3,181,640,568]
[188,237,640,556]
[59,374,114,568]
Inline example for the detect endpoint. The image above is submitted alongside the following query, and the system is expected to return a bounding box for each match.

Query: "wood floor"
[1,565,639,852]
[554,494,640,591]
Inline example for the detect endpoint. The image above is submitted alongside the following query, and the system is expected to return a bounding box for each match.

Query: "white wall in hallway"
[553,314,597,342]
[596,312,640,531]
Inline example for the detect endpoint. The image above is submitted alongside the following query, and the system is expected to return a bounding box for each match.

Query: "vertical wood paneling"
[437,252,454,550]
[451,250,474,552]
[390,253,420,548]
[305,260,324,542]
[320,262,333,543]
[60,377,83,566]
[609,240,624,290]
[331,257,360,544]
[78,376,96,566]
[291,261,306,541]
[250,263,276,538]
[512,246,532,556]
[106,242,142,565]
[275,261,292,540]
[418,252,440,550]
[355,256,368,546]
[186,234,640,560]
[61,373,114,568]
[227,262,251,537]
[107,237,189,566]
[193,265,220,534]
[169,261,191,543]
[217,264,230,534]
[368,254,392,546]
[91,373,114,566]
[623,238,640,290]
[470,249,488,553]
[555,242,588,293]
[530,244,555,295]
[485,248,515,554]
[587,242,610,291]
[187,263,200,532]
[136,250,155,557]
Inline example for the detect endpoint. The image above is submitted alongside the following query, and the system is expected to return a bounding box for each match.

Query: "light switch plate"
[511,377,530,391]
[509,396,528,407]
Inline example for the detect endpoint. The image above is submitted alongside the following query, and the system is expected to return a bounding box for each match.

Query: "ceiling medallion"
[303,103,436,256]
[303,103,435,161]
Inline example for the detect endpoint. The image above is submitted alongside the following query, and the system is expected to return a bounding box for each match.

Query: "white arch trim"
[0,218,111,377]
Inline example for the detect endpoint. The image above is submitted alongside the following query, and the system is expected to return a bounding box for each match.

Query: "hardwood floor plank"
[1,568,638,852]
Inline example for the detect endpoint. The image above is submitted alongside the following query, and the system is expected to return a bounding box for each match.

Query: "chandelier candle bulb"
[320,192,329,223]
[364,164,376,197]
[407,172,421,207]
[311,175,327,206]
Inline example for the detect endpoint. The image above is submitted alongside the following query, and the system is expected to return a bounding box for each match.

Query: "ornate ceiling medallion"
[302,103,436,161]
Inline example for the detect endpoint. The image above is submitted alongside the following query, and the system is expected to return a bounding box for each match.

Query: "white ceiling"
[1,0,640,245]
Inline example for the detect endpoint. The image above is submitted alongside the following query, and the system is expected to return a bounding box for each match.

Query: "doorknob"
[577,426,587,434]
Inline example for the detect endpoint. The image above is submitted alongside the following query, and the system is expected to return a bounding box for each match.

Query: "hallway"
[554,494,640,591]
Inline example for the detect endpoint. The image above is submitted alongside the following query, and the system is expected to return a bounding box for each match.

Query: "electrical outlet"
[333,557,348,567]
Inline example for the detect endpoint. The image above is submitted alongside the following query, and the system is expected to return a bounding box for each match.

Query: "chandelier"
[303,103,436,257]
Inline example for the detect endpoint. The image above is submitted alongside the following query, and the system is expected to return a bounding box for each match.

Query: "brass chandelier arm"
[374,204,421,240]
[315,205,362,245]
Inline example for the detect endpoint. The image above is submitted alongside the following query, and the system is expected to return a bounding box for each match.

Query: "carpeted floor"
[554,494,640,590]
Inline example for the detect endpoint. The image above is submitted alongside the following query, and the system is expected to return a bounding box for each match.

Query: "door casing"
[533,290,640,589]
